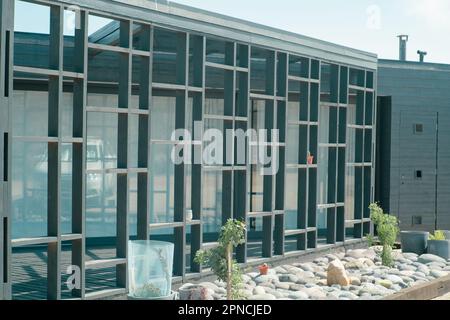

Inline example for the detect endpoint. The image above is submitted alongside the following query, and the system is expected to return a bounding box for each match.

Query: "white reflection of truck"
[31,139,116,212]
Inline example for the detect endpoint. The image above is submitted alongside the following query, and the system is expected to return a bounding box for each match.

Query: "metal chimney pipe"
[417,50,427,63]
[398,35,409,61]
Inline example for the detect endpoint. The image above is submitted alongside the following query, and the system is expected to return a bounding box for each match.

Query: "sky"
[13,0,450,64]
[171,0,450,64]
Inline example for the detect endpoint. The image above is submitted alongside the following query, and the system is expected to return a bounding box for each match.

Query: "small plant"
[195,219,246,300]
[430,230,446,241]
[369,203,400,267]
[133,283,163,298]
[366,233,375,247]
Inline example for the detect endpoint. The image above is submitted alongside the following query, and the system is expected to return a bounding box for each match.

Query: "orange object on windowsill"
[307,152,314,165]
[258,263,269,275]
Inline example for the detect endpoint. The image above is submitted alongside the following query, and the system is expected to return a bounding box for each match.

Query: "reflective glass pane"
[285,168,298,229]
[150,144,175,224]
[151,90,177,141]
[14,0,51,69]
[87,50,122,108]
[12,142,48,238]
[202,171,222,235]
[86,173,117,237]
[87,112,118,170]
[13,89,48,137]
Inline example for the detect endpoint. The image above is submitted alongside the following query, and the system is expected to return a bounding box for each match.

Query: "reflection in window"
[202,171,222,236]
[150,144,175,227]
[284,168,298,230]
[14,0,50,69]
[12,142,48,238]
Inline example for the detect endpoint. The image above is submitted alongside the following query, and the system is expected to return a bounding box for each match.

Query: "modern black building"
[377,55,450,233]
[0,0,377,300]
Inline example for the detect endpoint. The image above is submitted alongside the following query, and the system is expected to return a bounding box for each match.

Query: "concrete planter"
[443,231,450,240]
[428,240,450,260]
[401,231,429,255]
[128,291,178,300]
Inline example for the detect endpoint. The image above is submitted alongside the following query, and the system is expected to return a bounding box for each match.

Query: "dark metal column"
[47,5,63,300]
[0,0,14,301]
[173,33,187,277]
[72,10,88,299]
[116,20,131,289]
[137,25,152,241]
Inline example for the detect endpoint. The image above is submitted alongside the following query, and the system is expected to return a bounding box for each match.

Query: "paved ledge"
[383,275,450,300]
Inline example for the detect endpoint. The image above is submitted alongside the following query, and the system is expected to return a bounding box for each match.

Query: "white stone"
[288,291,309,300]
[431,270,448,278]
[350,277,361,286]
[384,274,404,284]
[302,287,327,299]
[327,260,351,286]
[418,254,447,264]
[253,286,266,295]
[248,294,276,300]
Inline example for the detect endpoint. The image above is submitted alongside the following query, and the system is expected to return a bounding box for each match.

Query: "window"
[412,216,423,225]
[414,123,424,134]
[415,170,423,179]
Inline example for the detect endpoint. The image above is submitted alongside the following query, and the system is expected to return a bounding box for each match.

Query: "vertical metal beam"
[236,43,250,264]
[173,32,187,277]
[308,60,319,249]
[137,24,152,240]
[222,42,235,226]
[116,19,131,289]
[72,9,87,299]
[47,4,63,300]
[190,35,204,273]
[274,52,287,256]
[370,72,377,237]
[0,0,14,301]
[262,98,274,258]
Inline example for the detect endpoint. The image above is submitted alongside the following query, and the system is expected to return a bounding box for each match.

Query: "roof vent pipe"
[398,35,409,61]
[417,50,427,63]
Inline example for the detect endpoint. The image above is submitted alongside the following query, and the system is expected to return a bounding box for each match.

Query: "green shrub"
[369,203,400,267]
[430,230,446,241]
[366,233,375,247]
[194,219,246,300]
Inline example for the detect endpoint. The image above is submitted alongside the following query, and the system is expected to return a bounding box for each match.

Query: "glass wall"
[7,0,376,300]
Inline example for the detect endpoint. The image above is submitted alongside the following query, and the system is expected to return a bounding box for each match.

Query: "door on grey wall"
[398,111,437,232]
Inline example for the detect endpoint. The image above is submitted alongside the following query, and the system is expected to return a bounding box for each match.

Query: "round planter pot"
[401,231,429,255]
[443,231,450,240]
[428,240,450,260]
[128,291,178,300]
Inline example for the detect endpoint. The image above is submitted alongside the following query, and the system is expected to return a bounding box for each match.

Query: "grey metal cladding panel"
[388,110,401,216]
[378,68,450,96]
[51,0,377,69]
[397,112,437,224]
[438,113,450,230]
[379,68,450,82]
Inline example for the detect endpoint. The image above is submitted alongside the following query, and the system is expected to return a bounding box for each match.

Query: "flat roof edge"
[53,0,377,69]
[165,1,378,57]
[379,59,450,72]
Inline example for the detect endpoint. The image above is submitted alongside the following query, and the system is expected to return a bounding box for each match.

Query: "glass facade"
[0,0,377,300]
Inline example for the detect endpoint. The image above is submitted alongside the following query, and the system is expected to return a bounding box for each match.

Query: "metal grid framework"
[0,0,377,300]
